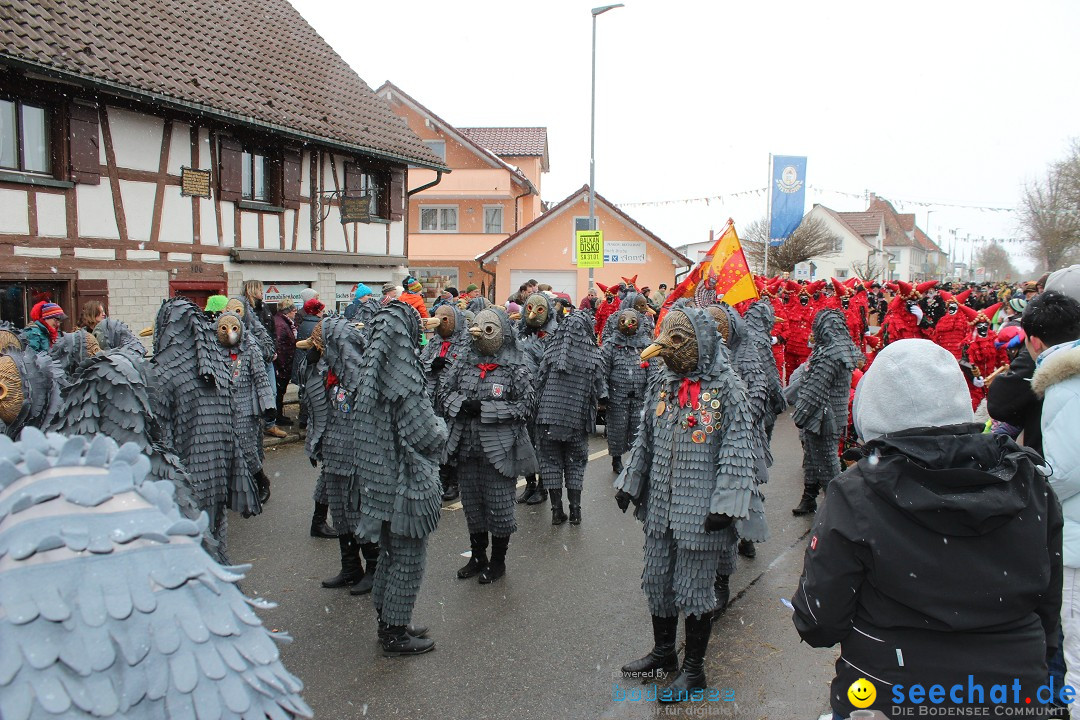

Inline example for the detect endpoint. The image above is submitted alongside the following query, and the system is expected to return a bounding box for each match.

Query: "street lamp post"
[588,3,623,290]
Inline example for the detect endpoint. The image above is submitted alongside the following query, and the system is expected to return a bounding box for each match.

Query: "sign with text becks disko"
[575,230,604,268]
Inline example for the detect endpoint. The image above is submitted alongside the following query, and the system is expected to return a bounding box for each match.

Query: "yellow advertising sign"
[575,230,604,268]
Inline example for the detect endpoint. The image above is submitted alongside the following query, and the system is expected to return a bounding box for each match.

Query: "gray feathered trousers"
[537,432,589,491]
[372,522,428,627]
[642,529,721,619]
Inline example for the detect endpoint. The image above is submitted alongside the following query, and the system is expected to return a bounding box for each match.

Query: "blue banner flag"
[769,155,807,242]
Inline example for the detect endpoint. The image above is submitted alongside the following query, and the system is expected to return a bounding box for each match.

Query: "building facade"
[0,0,445,335]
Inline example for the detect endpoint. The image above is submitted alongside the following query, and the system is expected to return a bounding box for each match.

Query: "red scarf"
[42,321,58,347]
[325,369,338,389]
[477,363,498,379]
[439,341,451,358]
[537,330,547,339]
[678,378,701,408]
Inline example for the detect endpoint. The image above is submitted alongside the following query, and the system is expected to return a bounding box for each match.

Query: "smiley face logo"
[847,677,876,708]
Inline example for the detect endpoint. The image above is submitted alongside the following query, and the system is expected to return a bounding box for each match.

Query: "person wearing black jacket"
[987,346,1043,454]
[792,339,1063,720]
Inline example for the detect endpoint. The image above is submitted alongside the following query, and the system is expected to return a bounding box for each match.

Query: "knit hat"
[465,284,478,293]
[204,295,228,313]
[39,303,66,321]
[353,283,373,300]
[299,288,318,304]
[853,339,973,441]
[1007,297,1027,313]
[303,299,325,316]
[404,276,423,293]
[382,283,397,295]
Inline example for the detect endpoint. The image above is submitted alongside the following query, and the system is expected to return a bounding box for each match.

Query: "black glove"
[430,356,447,373]
[306,347,321,366]
[460,399,482,417]
[264,409,278,422]
[201,373,216,387]
[309,457,318,468]
[704,513,734,532]
[615,490,633,513]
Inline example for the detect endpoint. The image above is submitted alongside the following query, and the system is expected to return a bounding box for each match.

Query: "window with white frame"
[574,216,595,232]
[241,149,268,202]
[832,237,844,253]
[0,98,51,174]
[483,206,503,234]
[835,268,849,278]
[419,206,458,232]
[423,140,446,162]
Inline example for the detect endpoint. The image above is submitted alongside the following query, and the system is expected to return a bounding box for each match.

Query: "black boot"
[738,538,756,558]
[322,534,363,588]
[516,475,538,504]
[478,534,508,584]
[612,455,624,474]
[791,486,818,516]
[377,620,430,641]
[568,489,582,525]
[661,614,712,702]
[526,476,548,505]
[712,574,730,619]
[440,465,459,502]
[256,470,271,506]
[620,614,679,678]
[350,543,379,595]
[310,503,338,538]
[550,488,568,526]
[457,533,488,579]
[380,624,435,657]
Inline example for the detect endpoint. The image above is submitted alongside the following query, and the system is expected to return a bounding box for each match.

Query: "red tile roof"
[458,127,548,158]
[837,211,884,237]
[868,195,920,249]
[0,0,445,169]
[478,185,690,266]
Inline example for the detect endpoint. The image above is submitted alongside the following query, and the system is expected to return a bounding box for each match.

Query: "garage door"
[509,270,578,299]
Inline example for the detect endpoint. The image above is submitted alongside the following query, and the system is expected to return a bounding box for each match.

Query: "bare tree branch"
[1021,141,1080,272]
[974,241,1019,282]
[741,216,841,275]
[850,256,888,282]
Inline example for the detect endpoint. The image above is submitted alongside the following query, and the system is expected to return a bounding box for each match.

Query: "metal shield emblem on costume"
[655,400,666,417]
[492,383,504,398]
[691,429,706,444]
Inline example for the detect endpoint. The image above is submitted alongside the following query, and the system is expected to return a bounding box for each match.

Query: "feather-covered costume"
[516,292,558,375]
[0,429,312,720]
[602,308,655,461]
[422,306,472,503]
[92,317,145,354]
[47,328,101,381]
[0,349,62,439]
[791,309,862,510]
[352,302,448,632]
[600,292,655,345]
[536,311,605,523]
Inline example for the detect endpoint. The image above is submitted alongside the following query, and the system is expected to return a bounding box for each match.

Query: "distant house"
[801,205,886,280]
[377,82,546,301]
[867,194,947,282]
[0,0,445,333]
[477,186,690,303]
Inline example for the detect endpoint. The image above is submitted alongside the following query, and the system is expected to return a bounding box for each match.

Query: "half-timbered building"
[0,0,446,333]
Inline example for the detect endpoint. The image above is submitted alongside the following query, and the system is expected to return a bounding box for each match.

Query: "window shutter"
[344,161,362,197]
[282,147,302,202]
[218,136,242,202]
[67,102,100,185]
[74,279,109,317]
[389,166,404,221]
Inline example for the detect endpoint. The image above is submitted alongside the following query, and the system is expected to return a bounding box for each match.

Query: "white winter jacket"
[1033,338,1080,568]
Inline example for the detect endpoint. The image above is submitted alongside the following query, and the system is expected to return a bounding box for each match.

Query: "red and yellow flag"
[657,220,758,330]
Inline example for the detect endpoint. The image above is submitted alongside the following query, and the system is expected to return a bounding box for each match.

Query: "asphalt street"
[231,412,837,720]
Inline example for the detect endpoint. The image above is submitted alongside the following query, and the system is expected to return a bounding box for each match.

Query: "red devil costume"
[782,280,817,381]
[880,280,937,345]
[959,302,1007,410]
[930,290,971,360]
[594,283,620,338]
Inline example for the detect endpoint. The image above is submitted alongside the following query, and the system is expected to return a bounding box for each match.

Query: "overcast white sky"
[289,0,1079,275]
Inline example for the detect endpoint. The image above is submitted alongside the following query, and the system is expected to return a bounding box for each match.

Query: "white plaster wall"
[388,221,405,256]
[118,180,157,242]
[198,129,212,170]
[199,197,219,245]
[356,223,384,255]
[167,122,191,175]
[263,214,281,249]
[98,124,107,164]
[296,205,311,250]
[0,188,28,234]
[160,190,195,245]
[76,182,120,239]
[322,207,345,252]
[300,150,311,198]
[36,193,66,237]
[282,209,295,248]
[240,212,260,248]
[108,107,163,172]
[219,203,234,246]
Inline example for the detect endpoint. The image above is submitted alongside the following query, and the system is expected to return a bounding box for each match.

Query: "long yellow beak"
[423,317,440,330]
[296,338,313,349]
[640,343,663,361]
[139,326,154,337]
[469,326,482,338]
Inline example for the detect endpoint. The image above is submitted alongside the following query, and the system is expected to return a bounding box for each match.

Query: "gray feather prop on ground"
[0,428,312,720]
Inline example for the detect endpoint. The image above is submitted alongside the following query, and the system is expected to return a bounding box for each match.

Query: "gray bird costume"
[47,329,101,381]
[0,349,62,439]
[515,292,558,504]
[92,317,145,354]
[421,306,470,401]
[601,292,655,345]
[0,429,312,720]
[615,304,759,698]
[535,311,605,523]
[791,309,862,512]
[602,308,655,460]
[441,307,537,584]
[352,302,448,639]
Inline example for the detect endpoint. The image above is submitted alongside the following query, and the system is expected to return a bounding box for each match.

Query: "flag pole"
[763,153,772,276]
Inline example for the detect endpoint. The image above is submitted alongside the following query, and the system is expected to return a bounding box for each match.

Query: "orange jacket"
[400,292,430,319]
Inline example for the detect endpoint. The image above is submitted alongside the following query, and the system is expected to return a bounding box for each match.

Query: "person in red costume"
[880,280,937,344]
[862,334,882,372]
[593,283,619,339]
[959,302,1008,410]
[930,290,971,360]
[782,280,817,380]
